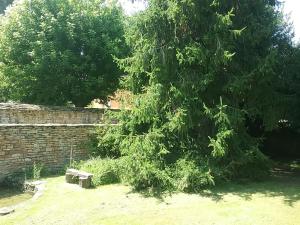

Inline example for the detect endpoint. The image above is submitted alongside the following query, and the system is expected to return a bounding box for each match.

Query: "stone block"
[79,177,92,188]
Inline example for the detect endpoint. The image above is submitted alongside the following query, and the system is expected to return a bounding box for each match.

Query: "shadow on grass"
[0,188,23,200]
[0,187,33,208]
[199,170,300,206]
[127,169,300,206]
[127,186,173,203]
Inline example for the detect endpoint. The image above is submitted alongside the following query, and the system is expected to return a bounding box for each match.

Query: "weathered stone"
[24,180,46,200]
[0,102,104,124]
[0,102,113,181]
[0,207,15,216]
[66,169,93,188]
[79,177,92,188]
[66,173,79,184]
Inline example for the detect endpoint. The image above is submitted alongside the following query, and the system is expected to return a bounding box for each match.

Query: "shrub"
[225,148,271,181]
[79,158,121,186]
[120,156,173,191]
[173,159,215,193]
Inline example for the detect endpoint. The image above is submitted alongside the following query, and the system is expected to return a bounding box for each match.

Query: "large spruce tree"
[95,0,295,191]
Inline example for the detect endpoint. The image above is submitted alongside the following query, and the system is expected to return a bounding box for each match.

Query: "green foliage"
[1,162,45,188]
[0,0,128,106]
[93,0,294,192]
[79,157,121,186]
[275,44,300,130]
[119,154,173,191]
[32,162,44,180]
[89,123,122,158]
[0,69,10,102]
[173,159,214,193]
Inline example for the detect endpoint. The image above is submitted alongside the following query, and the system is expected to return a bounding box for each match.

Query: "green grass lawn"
[0,172,299,225]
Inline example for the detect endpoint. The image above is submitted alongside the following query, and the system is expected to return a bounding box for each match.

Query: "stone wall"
[0,103,104,124]
[0,103,106,181]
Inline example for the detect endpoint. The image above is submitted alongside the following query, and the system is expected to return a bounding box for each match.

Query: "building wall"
[0,103,105,181]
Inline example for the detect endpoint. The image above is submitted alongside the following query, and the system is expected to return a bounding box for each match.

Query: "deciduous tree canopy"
[0,0,127,106]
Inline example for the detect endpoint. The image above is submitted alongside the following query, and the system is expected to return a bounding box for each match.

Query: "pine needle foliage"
[95,0,291,192]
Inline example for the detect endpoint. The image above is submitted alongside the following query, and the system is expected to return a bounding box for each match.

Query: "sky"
[283,0,300,41]
[119,0,300,42]
[118,0,146,15]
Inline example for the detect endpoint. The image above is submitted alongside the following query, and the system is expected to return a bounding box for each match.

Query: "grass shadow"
[125,161,300,206]
[0,187,24,199]
[127,186,173,203]
[0,187,33,208]
[199,169,300,206]
[124,167,300,206]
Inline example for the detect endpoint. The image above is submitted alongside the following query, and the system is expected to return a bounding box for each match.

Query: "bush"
[120,156,173,191]
[79,158,121,186]
[173,159,215,193]
[225,148,271,181]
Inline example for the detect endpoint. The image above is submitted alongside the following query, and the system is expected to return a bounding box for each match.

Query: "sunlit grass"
[0,174,299,225]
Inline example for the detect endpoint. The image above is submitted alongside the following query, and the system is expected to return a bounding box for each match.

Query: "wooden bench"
[65,169,93,188]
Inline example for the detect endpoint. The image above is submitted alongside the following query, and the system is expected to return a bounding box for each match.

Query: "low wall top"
[0,102,105,124]
[0,103,103,113]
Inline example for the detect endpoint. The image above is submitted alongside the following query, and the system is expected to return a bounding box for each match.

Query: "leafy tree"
[0,0,127,106]
[0,69,9,102]
[95,0,294,191]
